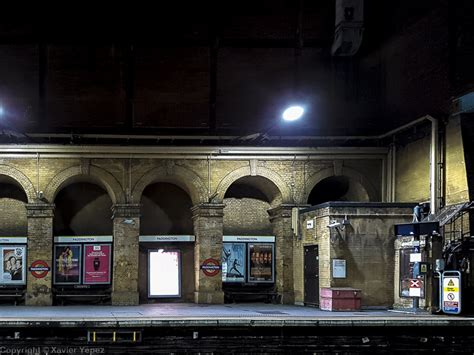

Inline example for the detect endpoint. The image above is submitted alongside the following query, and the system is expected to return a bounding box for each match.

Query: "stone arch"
[0,164,37,203]
[131,165,207,205]
[44,165,124,204]
[216,166,293,206]
[300,166,378,203]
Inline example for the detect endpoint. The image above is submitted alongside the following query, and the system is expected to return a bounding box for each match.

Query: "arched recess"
[131,165,207,205]
[223,175,282,235]
[44,165,124,204]
[0,165,37,203]
[140,182,194,235]
[216,166,293,207]
[301,166,378,204]
[0,175,29,236]
[53,182,113,236]
[138,182,195,303]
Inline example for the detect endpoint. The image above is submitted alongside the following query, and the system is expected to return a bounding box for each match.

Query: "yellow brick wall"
[445,116,469,205]
[395,135,430,203]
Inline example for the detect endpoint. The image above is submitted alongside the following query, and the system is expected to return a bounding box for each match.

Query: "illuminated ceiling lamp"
[282,105,304,121]
[282,0,306,123]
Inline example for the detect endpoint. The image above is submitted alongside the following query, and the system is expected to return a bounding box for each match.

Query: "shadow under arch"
[0,165,37,203]
[44,165,124,204]
[216,166,293,207]
[301,166,378,204]
[131,165,207,206]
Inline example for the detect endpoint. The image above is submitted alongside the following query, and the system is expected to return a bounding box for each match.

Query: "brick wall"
[446,116,470,205]
[297,204,414,307]
[395,131,431,203]
[223,198,272,235]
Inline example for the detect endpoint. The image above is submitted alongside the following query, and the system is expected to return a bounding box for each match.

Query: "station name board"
[223,236,275,243]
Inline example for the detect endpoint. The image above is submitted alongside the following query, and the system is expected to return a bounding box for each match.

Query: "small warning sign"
[409,278,423,297]
[410,279,420,288]
[442,273,461,314]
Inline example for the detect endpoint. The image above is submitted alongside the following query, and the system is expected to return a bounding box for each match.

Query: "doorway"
[304,245,319,306]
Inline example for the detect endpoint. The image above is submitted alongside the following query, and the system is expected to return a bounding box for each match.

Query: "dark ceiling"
[0,0,464,145]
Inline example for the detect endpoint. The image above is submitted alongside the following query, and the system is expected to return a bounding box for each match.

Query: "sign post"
[441,271,461,315]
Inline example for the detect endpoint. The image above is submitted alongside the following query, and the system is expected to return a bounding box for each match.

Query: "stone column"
[191,203,225,304]
[25,203,55,306]
[111,203,140,305]
[268,204,296,304]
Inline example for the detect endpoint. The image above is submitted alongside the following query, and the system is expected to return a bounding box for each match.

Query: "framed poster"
[1,245,26,285]
[222,243,246,283]
[148,250,181,298]
[332,259,346,278]
[83,244,112,285]
[54,244,81,285]
[248,243,274,283]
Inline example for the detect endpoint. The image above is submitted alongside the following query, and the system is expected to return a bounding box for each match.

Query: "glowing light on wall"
[148,250,181,298]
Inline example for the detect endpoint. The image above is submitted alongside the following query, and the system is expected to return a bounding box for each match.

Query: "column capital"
[191,203,225,219]
[268,204,310,222]
[26,203,55,218]
[112,203,141,218]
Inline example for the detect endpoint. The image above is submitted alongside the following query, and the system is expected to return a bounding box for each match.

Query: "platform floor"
[0,303,473,328]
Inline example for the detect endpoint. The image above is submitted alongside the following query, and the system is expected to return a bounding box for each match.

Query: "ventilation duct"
[331,0,364,56]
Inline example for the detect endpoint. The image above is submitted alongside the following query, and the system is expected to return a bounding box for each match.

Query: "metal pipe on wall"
[428,116,439,215]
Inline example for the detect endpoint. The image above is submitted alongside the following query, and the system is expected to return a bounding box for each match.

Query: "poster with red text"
[83,244,111,284]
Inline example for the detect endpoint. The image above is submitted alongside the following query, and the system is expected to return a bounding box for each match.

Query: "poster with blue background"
[222,243,245,283]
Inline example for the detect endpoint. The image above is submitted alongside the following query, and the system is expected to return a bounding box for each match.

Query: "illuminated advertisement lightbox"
[83,244,111,285]
[54,244,81,285]
[148,250,181,298]
[248,243,274,283]
[0,245,26,285]
[222,243,246,283]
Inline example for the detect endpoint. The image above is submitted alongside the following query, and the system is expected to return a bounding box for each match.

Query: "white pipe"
[391,142,396,202]
[0,145,387,156]
[427,116,439,215]
[24,115,435,143]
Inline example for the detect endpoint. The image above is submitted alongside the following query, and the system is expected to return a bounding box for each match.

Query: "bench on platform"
[53,288,111,305]
[0,287,25,305]
[224,291,280,304]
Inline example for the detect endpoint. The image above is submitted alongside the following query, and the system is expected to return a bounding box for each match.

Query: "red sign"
[83,244,111,284]
[200,258,221,277]
[410,279,420,288]
[29,260,50,278]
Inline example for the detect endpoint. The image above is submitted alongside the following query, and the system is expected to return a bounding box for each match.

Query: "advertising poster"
[149,250,181,298]
[83,244,111,284]
[1,246,26,285]
[54,244,81,284]
[248,243,274,283]
[222,243,245,283]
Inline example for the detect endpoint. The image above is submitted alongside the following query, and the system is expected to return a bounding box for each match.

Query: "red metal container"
[320,287,362,311]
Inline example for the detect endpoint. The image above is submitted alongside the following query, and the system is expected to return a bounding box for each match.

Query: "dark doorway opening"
[304,245,319,306]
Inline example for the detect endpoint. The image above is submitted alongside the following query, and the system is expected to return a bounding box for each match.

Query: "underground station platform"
[1,304,474,353]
